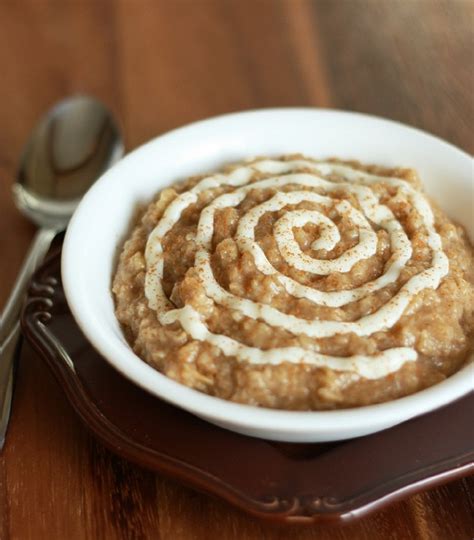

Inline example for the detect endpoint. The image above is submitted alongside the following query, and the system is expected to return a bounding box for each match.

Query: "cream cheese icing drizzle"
[144,159,449,379]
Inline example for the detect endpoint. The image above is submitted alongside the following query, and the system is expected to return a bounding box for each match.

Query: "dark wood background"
[0,1,473,539]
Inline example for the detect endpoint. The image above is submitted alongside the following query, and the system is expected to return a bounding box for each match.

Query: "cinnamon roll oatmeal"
[112,156,474,410]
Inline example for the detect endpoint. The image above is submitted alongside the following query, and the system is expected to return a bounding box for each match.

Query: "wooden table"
[0,1,473,538]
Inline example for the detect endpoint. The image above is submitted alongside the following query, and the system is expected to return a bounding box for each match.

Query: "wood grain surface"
[0,1,473,539]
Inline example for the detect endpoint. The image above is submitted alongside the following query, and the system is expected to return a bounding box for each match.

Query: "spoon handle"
[0,227,58,449]
[1,228,58,340]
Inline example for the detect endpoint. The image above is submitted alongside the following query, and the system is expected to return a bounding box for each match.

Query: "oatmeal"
[112,156,474,409]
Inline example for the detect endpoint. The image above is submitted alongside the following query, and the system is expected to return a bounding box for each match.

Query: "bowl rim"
[62,107,474,437]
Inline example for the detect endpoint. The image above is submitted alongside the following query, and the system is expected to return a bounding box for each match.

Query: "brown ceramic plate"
[21,248,474,525]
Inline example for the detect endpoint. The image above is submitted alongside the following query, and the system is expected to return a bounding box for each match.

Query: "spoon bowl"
[13,96,123,228]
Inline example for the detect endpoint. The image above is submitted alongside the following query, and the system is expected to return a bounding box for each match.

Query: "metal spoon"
[0,96,123,449]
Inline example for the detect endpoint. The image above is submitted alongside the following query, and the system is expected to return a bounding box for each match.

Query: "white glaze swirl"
[144,159,449,379]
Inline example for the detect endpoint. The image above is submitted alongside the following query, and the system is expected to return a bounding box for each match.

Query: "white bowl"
[62,108,474,442]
